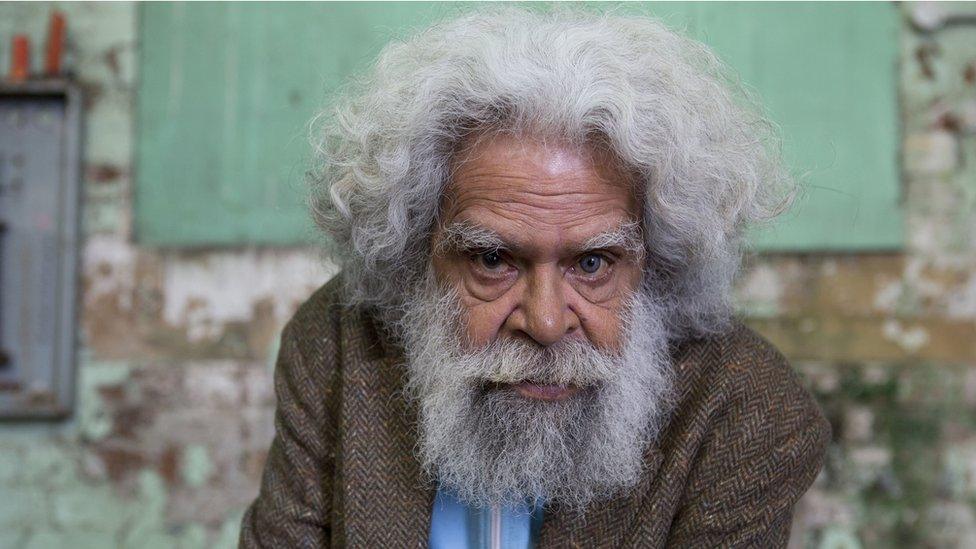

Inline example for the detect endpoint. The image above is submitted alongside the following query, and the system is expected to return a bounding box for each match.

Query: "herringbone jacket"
[240,276,831,548]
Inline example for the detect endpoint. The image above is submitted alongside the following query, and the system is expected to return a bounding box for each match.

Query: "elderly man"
[241,7,830,548]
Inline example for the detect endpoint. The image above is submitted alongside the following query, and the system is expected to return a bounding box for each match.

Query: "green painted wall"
[136,2,901,250]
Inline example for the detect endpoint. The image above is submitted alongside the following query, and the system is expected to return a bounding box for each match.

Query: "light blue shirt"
[429,486,544,549]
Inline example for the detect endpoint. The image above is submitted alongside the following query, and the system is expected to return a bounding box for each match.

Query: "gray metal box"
[0,80,82,419]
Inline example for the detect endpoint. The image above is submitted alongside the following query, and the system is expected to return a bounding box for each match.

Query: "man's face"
[431,134,645,397]
[401,134,672,509]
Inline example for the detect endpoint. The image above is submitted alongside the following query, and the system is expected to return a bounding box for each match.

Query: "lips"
[511,382,581,401]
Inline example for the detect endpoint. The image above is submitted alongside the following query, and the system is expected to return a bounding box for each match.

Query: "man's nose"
[508,267,579,346]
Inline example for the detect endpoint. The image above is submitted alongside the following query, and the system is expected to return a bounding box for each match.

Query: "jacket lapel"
[338,311,436,548]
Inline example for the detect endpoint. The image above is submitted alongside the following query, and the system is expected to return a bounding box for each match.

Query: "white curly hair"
[309,6,793,340]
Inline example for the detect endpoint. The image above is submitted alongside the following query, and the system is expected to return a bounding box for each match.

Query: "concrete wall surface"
[0,2,974,548]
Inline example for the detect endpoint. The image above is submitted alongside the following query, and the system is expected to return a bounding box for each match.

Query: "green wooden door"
[136,2,901,250]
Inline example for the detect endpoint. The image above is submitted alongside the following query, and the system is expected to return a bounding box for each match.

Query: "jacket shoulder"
[676,322,819,413]
[283,273,394,365]
[719,322,823,420]
[663,323,832,545]
[287,273,344,329]
[672,320,831,459]
[279,274,346,358]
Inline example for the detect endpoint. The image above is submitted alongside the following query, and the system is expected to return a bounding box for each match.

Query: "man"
[241,7,831,548]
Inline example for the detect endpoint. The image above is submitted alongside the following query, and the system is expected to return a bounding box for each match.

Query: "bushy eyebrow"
[435,221,507,256]
[435,220,645,259]
[579,220,645,259]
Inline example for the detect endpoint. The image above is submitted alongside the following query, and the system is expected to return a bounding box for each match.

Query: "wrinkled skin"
[431,134,643,400]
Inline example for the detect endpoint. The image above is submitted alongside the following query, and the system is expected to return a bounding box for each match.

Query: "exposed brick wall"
[0,3,333,547]
[739,3,976,546]
[0,2,973,547]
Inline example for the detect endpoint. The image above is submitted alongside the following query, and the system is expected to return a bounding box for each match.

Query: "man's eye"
[478,250,504,270]
[578,254,605,275]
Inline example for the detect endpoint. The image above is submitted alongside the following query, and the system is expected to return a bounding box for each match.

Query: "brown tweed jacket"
[240,276,831,548]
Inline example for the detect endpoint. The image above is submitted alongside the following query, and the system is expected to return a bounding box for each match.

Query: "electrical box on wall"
[0,80,81,419]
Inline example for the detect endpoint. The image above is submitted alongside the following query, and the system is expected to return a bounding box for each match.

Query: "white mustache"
[454,336,622,387]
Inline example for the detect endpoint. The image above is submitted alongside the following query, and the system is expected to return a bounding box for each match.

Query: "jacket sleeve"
[239,315,339,548]
[665,342,832,548]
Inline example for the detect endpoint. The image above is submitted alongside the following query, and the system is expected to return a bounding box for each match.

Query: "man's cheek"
[459,300,510,349]
[573,302,627,352]
[460,269,517,302]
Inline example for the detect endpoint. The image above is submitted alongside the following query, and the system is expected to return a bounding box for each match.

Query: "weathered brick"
[906,2,976,33]
[942,440,976,499]
[183,363,244,409]
[748,316,976,362]
[924,502,976,548]
[241,365,274,407]
[179,444,213,488]
[212,510,247,549]
[843,406,875,443]
[817,526,865,549]
[905,131,959,177]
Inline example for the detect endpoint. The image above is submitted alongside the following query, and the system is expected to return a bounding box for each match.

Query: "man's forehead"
[440,134,640,242]
[453,134,617,180]
[444,133,637,204]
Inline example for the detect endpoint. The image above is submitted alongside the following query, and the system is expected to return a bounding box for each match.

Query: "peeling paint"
[180,444,213,488]
[735,264,783,317]
[161,250,335,342]
[946,272,976,319]
[881,320,931,353]
[872,281,904,314]
[843,406,875,442]
[942,441,976,499]
[818,527,863,549]
[904,131,958,176]
[82,236,136,311]
[78,362,133,442]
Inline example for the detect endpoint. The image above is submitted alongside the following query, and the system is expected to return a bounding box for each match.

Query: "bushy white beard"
[399,278,677,512]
